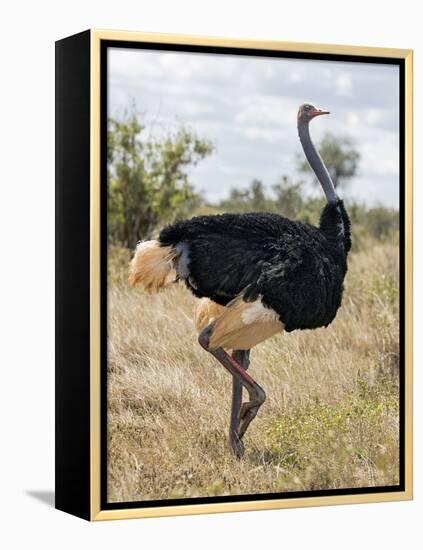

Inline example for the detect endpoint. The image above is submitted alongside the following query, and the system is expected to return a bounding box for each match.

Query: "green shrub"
[265,381,399,479]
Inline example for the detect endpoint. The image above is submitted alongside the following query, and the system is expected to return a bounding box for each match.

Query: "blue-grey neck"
[297,119,338,205]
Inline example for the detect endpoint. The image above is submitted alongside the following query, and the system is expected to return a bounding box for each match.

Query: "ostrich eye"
[304,105,311,111]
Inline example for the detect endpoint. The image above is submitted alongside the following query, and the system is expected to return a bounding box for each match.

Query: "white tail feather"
[128,240,177,292]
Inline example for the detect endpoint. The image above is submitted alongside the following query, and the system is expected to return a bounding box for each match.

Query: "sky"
[108,47,400,208]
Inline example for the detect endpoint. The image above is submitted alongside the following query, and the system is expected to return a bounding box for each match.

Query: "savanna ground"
[107,237,399,503]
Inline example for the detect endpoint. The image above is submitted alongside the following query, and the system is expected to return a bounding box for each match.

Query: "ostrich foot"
[238,386,266,439]
[229,429,245,458]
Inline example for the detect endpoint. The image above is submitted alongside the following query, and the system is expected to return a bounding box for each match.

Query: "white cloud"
[108,48,400,208]
[335,73,353,97]
[234,95,296,126]
[242,126,285,144]
[345,112,360,129]
[361,135,400,178]
[289,67,305,83]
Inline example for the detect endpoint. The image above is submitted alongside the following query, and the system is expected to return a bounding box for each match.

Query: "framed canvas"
[55,29,413,521]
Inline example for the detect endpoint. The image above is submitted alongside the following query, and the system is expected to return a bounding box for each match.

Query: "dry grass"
[107,239,400,502]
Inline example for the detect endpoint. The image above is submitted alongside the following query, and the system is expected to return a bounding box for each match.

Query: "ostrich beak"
[310,108,330,117]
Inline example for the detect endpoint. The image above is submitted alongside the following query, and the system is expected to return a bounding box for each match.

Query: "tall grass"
[107,237,399,503]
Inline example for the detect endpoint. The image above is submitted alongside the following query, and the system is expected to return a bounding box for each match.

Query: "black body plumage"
[159,200,351,332]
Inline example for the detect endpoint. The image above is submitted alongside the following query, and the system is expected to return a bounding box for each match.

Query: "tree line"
[108,110,398,250]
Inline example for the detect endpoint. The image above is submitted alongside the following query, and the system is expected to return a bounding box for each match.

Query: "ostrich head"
[298,102,330,123]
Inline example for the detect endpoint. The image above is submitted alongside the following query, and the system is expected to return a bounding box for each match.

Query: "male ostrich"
[129,103,351,458]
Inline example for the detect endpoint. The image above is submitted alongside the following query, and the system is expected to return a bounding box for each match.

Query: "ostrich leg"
[199,326,265,458]
[230,350,250,458]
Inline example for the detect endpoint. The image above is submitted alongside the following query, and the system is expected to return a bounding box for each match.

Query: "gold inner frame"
[89,29,413,521]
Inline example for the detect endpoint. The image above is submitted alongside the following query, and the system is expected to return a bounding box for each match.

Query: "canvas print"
[106,46,401,504]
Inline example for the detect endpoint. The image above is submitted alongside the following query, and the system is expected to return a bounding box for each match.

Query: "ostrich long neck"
[297,120,338,204]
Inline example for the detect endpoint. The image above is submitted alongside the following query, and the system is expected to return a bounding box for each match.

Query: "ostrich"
[128,103,351,458]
